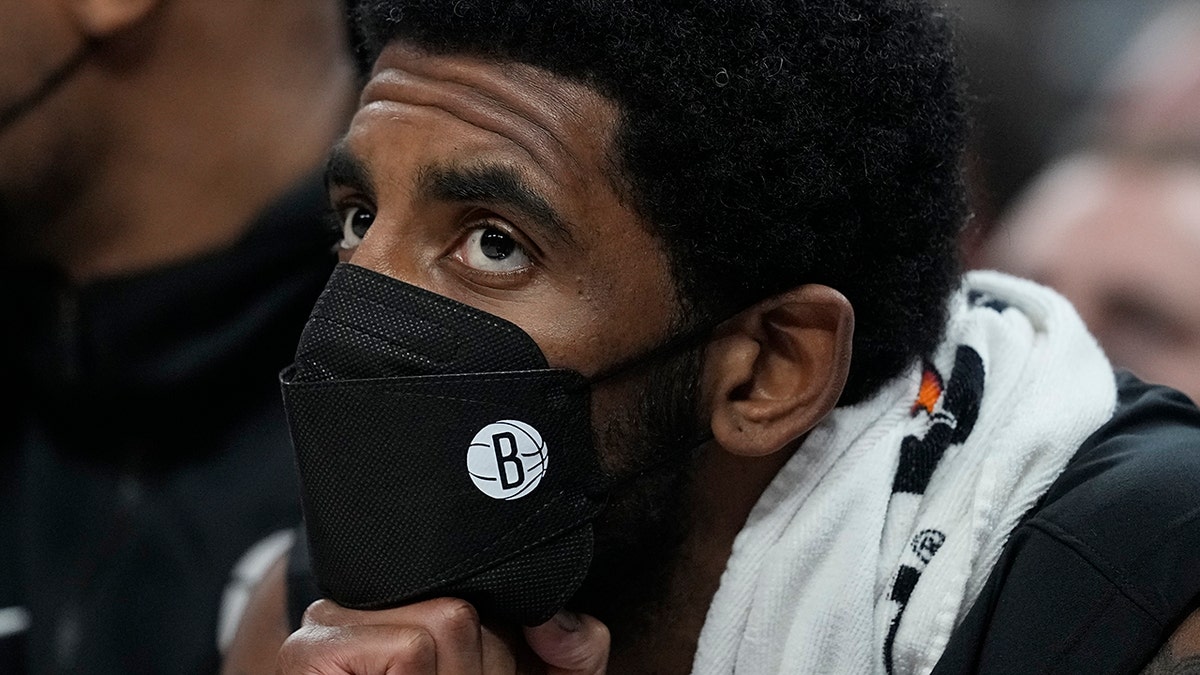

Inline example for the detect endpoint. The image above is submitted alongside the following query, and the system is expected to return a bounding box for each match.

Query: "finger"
[479,625,520,674]
[302,597,476,630]
[276,623,437,674]
[301,598,485,675]
[427,599,484,675]
[522,611,610,675]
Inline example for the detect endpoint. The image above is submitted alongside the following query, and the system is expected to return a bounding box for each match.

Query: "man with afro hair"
[224,1,1200,673]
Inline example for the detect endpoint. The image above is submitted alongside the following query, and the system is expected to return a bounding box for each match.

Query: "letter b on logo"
[491,432,525,490]
[467,420,547,500]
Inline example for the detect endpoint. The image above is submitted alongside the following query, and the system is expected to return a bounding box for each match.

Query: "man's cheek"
[587,377,651,476]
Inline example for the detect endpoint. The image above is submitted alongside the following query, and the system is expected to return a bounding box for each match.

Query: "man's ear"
[703,285,853,458]
[65,0,161,38]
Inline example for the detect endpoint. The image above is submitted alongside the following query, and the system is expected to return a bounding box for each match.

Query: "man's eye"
[338,206,375,250]
[454,226,532,273]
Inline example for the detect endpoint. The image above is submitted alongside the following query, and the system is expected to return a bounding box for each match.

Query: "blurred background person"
[984,149,1200,404]
[949,0,1177,259]
[977,1,1200,404]
[0,0,357,672]
[1099,2,1200,148]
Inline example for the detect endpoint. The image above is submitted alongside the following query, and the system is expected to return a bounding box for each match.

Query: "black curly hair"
[352,0,968,404]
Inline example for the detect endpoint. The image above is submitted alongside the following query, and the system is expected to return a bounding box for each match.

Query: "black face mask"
[284,263,700,624]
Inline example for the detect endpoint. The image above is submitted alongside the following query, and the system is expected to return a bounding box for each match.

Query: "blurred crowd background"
[955,0,1178,232]
[952,0,1200,404]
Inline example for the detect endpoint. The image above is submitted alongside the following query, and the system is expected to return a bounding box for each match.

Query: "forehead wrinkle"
[385,42,611,128]
[403,52,613,153]
[367,54,614,183]
[366,67,585,182]
[362,70,574,188]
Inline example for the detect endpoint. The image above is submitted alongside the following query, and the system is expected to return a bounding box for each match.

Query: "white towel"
[692,271,1118,675]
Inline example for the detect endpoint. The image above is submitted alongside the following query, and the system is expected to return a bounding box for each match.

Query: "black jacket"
[0,174,335,674]
[934,373,1200,674]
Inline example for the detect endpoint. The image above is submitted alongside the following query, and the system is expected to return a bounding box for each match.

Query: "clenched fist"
[276,598,610,674]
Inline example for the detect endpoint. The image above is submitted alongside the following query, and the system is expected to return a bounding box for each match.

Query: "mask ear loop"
[575,312,739,496]
[0,39,96,133]
[582,312,735,388]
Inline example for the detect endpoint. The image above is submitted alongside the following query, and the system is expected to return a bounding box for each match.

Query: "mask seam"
[391,489,596,594]
[299,314,459,367]
[324,279,540,358]
[284,369,582,391]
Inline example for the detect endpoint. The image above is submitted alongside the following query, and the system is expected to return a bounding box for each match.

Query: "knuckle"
[300,599,336,627]
[275,626,331,673]
[434,598,480,635]
[275,634,302,670]
[392,626,437,669]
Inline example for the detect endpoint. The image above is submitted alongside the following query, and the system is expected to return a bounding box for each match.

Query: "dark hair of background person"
[352,0,969,405]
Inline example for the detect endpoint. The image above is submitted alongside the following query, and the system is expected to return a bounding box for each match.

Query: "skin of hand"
[275,598,609,675]
[1141,606,1200,674]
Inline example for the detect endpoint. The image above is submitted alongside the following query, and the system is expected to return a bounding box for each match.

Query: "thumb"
[522,610,609,674]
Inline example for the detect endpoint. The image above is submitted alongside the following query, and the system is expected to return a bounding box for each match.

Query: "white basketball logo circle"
[466,420,548,500]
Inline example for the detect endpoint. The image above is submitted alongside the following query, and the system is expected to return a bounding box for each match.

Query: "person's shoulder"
[1039,371,1200,528]
[932,373,1200,674]
[1027,371,1200,621]
[1081,370,1200,456]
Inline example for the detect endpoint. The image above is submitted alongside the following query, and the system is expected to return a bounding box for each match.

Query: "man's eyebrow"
[325,142,374,197]
[417,164,578,249]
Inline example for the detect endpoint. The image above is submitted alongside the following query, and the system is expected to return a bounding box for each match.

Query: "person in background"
[985,149,1200,404]
[0,0,357,672]
[948,0,1176,265]
[1098,1,1200,149]
[983,1,1200,405]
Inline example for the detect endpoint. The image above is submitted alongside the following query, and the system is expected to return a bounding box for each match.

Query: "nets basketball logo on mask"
[282,263,706,622]
[468,420,548,500]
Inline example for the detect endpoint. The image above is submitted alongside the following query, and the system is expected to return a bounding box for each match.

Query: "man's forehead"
[369,41,605,101]
[344,42,636,243]
[362,42,619,167]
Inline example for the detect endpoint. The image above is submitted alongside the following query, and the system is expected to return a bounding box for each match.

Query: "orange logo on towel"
[911,367,943,416]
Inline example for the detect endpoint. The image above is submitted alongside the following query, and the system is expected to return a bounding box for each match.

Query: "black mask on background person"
[281,262,611,625]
